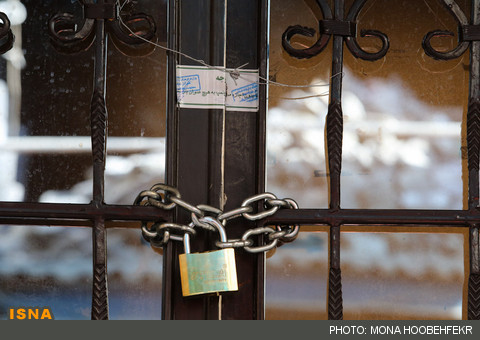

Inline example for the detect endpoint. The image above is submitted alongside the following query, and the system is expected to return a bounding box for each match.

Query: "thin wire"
[358,0,378,21]
[116,0,335,93]
[423,0,450,30]
[275,91,330,100]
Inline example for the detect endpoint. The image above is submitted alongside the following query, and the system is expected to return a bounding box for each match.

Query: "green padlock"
[179,217,238,296]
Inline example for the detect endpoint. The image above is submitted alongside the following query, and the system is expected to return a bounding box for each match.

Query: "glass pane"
[107,228,162,320]
[266,229,465,320]
[341,0,466,209]
[266,232,328,319]
[341,230,465,320]
[0,0,167,204]
[267,0,331,208]
[0,225,91,320]
[268,0,467,209]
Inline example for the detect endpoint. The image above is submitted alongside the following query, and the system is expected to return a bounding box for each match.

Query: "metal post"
[468,0,480,321]
[90,0,109,321]
[326,0,345,321]
[164,0,268,319]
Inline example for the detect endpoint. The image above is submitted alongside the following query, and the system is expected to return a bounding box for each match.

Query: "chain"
[134,183,300,254]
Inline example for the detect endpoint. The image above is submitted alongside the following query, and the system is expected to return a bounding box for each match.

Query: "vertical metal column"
[164,0,226,319]
[222,0,268,320]
[164,0,268,319]
[326,0,345,321]
[468,0,480,321]
[281,0,388,320]
[90,1,109,319]
[48,0,156,320]
[421,0,480,320]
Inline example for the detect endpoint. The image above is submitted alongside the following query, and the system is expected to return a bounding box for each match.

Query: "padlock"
[179,216,238,296]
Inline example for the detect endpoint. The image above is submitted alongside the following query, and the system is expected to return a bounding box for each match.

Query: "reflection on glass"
[268,0,468,320]
[0,0,167,204]
[342,231,464,320]
[268,0,467,209]
[266,230,464,320]
[0,225,163,320]
[266,232,328,319]
[107,229,162,320]
[267,0,331,209]
[0,226,91,320]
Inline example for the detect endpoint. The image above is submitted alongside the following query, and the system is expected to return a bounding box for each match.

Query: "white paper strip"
[176,65,259,112]
[226,69,259,112]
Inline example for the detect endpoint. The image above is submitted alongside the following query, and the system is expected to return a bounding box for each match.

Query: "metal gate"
[0,0,479,320]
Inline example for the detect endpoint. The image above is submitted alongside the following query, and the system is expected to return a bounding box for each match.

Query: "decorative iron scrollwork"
[48,0,157,56]
[0,12,15,55]
[282,0,389,61]
[422,0,470,60]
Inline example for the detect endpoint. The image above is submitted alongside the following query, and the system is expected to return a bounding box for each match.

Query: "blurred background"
[0,0,471,319]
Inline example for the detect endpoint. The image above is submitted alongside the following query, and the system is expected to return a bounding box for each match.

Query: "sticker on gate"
[176,65,259,112]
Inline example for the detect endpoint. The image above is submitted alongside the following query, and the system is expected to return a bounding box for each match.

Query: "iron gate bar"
[163,0,268,319]
[223,0,268,320]
[163,0,178,320]
[326,0,346,321]
[420,0,480,320]
[264,208,480,226]
[282,0,390,321]
[47,0,157,320]
[206,0,228,319]
[1,0,479,320]
[90,1,109,320]
[468,0,480,319]
[3,205,480,227]
[163,0,226,320]
[0,203,171,223]
[279,0,480,320]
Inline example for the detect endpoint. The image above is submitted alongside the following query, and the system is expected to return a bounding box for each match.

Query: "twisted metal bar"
[92,218,109,320]
[469,273,480,319]
[415,0,480,321]
[0,12,15,54]
[282,0,389,322]
[48,0,158,320]
[466,98,480,214]
[326,101,343,200]
[328,267,343,320]
[281,0,389,61]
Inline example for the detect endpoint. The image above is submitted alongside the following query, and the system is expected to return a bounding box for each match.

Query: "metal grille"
[268,0,480,320]
[0,0,479,320]
[0,0,170,320]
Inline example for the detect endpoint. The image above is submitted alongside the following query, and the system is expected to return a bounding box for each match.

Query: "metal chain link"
[134,183,299,253]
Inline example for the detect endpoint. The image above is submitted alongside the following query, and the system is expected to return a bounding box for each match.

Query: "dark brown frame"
[0,0,479,320]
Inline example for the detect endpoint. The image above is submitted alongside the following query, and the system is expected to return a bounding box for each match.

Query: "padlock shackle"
[183,233,191,254]
[182,217,227,254]
[182,222,196,254]
[199,216,228,243]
